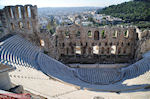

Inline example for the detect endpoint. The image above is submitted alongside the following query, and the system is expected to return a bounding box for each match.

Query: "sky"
[0,0,131,8]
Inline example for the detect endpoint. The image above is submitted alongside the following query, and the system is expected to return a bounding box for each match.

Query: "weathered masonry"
[0,5,38,36]
[56,25,138,63]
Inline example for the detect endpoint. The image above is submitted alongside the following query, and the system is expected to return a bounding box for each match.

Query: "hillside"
[38,7,101,16]
[96,0,150,29]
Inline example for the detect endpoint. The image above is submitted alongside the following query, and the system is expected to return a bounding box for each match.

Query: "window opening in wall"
[65,31,69,38]
[71,46,74,54]
[83,46,87,55]
[101,47,104,54]
[66,48,69,55]
[117,42,119,46]
[94,31,99,40]
[75,46,81,55]
[86,42,88,46]
[111,45,116,54]
[93,45,99,54]
[124,30,129,38]
[101,30,105,39]
[88,31,92,38]
[127,42,130,46]
[118,47,121,54]
[9,8,14,18]
[105,42,108,46]
[80,42,83,46]
[27,21,31,29]
[17,6,22,18]
[109,42,112,46]
[55,36,58,47]
[99,43,101,46]
[11,23,15,30]
[40,39,45,47]
[113,31,117,38]
[62,43,65,47]
[121,42,124,46]
[92,43,94,46]
[18,22,23,28]
[107,48,110,54]
[123,50,126,54]
[88,47,92,54]
[76,31,80,38]
[26,6,31,17]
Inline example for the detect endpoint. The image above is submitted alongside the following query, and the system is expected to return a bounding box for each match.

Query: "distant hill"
[38,7,101,16]
[96,0,150,29]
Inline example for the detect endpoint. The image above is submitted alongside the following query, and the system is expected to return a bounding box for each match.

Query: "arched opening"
[123,50,126,54]
[71,46,74,54]
[124,30,129,38]
[107,48,110,54]
[25,6,31,17]
[111,45,116,54]
[94,31,99,40]
[82,46,86,55]
[27,21,30,29]
[105,42,108,46]
[9,8,14,18]
[101,30,105,39]
[109,42,112,46]
[93,45,99,54]
[40,39,45,47]
[17,6,22,18]
[65,31,69,38]
[88,47,92,54]
[113,31,117,38]
[121,42,124,46]
[127,42,130,46]
[88,31,92,38]
[10,23,14,30]
[62,43,65,47]
[76,31,80,38]
[118,47,121,54]
[66,48,69,55]
[18,22,23,28]
[75,46,81,55]
[101,47,104,54]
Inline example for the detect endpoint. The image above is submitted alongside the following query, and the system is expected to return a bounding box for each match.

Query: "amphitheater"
[0,5,150,99]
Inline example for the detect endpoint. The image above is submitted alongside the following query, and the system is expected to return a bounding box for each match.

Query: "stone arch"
[124,30,129,38]
[93,45,99,54]
[113,30,117,38]
[16,6,22,18]
[75,46,81,55]
[65,31,69,38]
[88,47,92,55]
[66,47,69,55]
[111,45,116,54]
[76,31,80,38]
[107,48,110,54]
[101,47,104,54]
[10,23,15,30]
[27,21,30,29]
[9,7,14,18]
[71,46,74,54]
[94,30,99,40]
[118,47,121,54]
[18,22,23,28]
[101,30,105,39]
[25,6,31,17]
[88,30,92,38]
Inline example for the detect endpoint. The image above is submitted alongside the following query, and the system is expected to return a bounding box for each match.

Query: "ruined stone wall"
[56,25,138,63]
[135,29,150,60]
[0,5,41,46]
